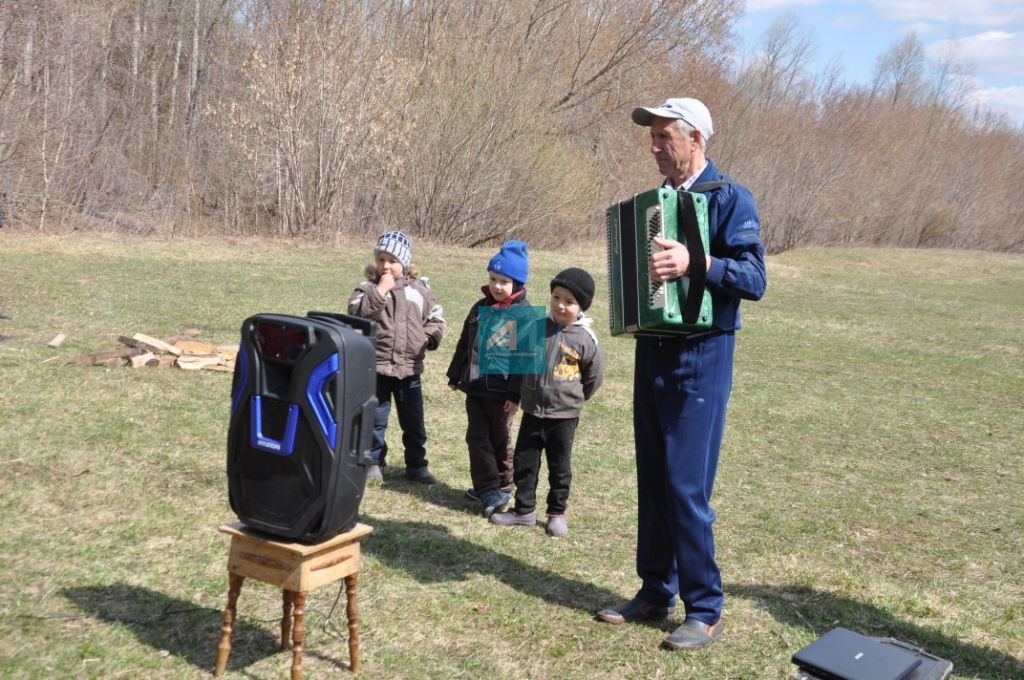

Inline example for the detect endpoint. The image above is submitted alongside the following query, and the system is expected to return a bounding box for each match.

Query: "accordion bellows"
[607,187,713,337]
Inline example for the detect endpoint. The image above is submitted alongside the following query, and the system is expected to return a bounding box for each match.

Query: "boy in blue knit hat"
[446,240,531,517]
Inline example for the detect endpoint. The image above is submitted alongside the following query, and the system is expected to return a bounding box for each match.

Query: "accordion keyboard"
[645,206,666,309]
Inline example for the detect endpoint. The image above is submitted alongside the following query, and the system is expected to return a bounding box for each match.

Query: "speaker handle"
[306,311,377,341]
[352,396,378,466]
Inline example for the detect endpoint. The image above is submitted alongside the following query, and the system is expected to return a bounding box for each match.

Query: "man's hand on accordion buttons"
[650,236,711,282]
[650,236,688,281]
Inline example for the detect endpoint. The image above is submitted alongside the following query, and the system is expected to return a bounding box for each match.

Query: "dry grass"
[0,233,1021,678]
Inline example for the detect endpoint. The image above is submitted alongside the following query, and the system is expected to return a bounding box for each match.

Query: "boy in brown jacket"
[348,231,445,483]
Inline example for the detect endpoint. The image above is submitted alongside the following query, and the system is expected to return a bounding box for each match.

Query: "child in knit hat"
[348,230,446,484]
[446,240,532,518]
[491,267,604,537]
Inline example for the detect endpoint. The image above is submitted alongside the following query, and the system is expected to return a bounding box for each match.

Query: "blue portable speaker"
[227,311,377,543]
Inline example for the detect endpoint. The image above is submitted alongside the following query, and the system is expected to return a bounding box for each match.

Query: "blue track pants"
[633,331,735,624]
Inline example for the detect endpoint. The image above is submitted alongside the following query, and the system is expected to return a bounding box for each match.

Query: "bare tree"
[871,32,926,107]
[0,0,1020,254]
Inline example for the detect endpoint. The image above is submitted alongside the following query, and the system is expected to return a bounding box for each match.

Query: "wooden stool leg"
[346,573,360,673]
[281,589,294,651]
[291,590,306,680]
[215,573,244,676]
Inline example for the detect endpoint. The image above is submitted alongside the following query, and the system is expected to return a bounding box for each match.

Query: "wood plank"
[129,351,156,368]
[177,354,222,370]
[174,340,217,354]
[119,334,175,354]
[118,335,146,349]
[146,355,178,368]
[219,523,374,555]
[130,332,182,356]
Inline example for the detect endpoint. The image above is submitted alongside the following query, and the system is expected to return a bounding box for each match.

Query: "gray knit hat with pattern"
[374,230,412,269]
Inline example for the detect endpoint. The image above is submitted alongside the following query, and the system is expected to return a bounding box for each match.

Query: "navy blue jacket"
[674,159,767,332]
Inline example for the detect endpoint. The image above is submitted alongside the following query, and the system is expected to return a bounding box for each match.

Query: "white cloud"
[968,85,1024,126]
[867,1,1024,30]
[903,21,938,36]
[928,31,1024,78]
[831,13,871,31]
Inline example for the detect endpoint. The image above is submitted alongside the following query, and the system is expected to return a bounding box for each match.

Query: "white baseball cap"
[632,98,714,141]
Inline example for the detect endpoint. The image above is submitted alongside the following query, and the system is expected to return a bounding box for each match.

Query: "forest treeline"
[1,0,1022,253]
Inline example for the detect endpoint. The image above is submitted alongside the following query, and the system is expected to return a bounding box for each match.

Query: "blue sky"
[735,0,1024,127]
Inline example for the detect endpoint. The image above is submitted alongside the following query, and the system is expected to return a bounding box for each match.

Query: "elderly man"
[597,98,767,650]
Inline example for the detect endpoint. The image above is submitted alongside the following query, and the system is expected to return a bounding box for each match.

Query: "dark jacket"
[348,275,445,379]
[519,314,604,419]
[446,288,530,403]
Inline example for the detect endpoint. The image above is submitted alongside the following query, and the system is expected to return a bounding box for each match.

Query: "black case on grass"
[792,635,953,680]
[227,312,377,543]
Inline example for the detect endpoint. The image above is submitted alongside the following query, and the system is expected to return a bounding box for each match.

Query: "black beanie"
[550,267,595,311]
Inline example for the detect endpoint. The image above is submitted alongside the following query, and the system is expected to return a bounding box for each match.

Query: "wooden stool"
[214,522,373,678]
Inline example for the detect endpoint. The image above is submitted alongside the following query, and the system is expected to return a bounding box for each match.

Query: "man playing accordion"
[597,98,767,651]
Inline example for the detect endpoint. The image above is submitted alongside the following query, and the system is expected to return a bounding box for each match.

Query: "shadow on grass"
[63,583,283,675]
[360,514,665,627]
[374,467,485,516]
[730,584,1024,679]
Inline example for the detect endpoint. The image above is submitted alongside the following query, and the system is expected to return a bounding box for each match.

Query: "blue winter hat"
[375,230,412,269]
[487,240,529,285]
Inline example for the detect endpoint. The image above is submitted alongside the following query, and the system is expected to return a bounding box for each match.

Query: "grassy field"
[0,233,1021,679]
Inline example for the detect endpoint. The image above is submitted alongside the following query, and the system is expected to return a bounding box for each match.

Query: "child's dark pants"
[465,395,515,493]
[512,413,578,515]
[371,374,428,469]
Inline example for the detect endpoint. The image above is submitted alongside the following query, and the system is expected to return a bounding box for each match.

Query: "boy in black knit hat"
[490,267,604,538]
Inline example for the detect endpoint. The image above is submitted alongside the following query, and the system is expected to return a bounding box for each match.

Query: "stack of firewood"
[67,330,238,372]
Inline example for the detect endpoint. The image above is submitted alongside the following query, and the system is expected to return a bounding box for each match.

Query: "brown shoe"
[662,617,723,650]
[596,597,675,624]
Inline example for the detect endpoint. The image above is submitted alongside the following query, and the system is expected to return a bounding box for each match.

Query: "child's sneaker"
[366,465,383,484]
[480,490,511,518]
[546,514,568,538]
[469,485,513,501]
[490,509,536,527]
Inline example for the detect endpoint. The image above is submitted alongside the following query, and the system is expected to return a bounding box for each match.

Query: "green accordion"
[606,187,713,337]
